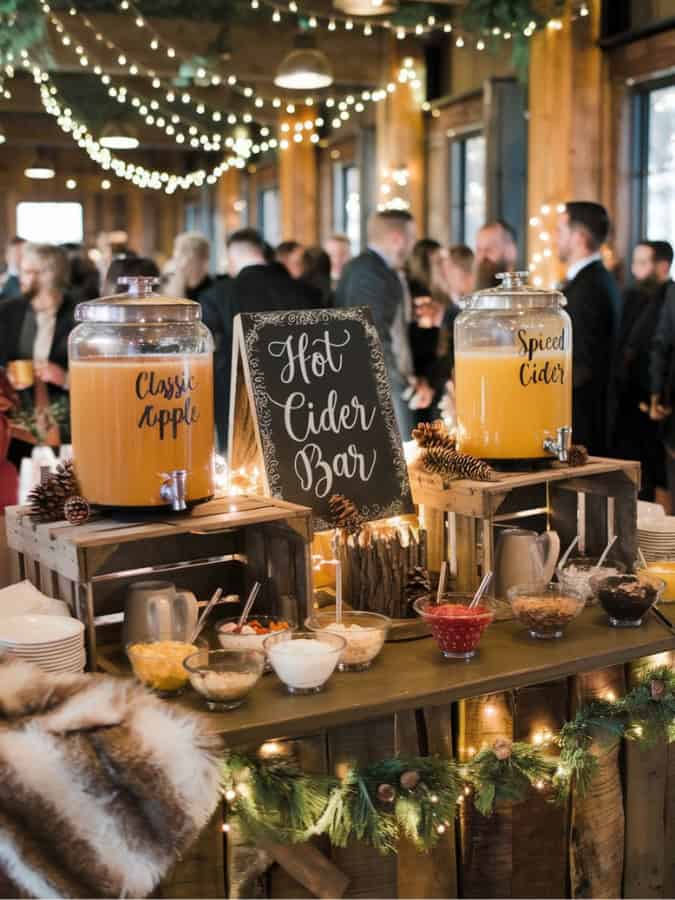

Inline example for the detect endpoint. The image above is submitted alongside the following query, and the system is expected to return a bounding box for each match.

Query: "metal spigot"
[543,426,572,462]
[160,469,188,511]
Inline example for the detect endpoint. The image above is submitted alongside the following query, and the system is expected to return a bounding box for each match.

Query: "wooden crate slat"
[410,457,640,518]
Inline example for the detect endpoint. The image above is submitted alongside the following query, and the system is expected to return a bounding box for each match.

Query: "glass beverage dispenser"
[68,276,215,510]
[454,272,572,465]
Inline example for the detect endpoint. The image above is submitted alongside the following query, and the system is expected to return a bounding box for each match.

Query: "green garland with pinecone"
[221,665,675,852]
[412,420,496,483]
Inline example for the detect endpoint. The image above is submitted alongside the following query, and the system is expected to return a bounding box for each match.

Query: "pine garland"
[220,666,675,852]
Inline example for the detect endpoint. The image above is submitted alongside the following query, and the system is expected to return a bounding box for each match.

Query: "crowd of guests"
[1,203,675,511]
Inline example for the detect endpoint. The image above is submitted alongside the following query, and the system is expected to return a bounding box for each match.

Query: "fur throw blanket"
[0,654,222,899]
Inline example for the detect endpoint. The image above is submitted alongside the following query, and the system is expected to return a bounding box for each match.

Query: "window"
[333,163,361,253]
[449,133,486,247]
[633,82,675,247]
[16,202,84,244]
[258,187,280,247]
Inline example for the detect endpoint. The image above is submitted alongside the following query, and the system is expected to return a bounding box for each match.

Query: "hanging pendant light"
[100,119,139,150]
[334,0,399,14]
[24,150,55,179]
[274,33,333,90]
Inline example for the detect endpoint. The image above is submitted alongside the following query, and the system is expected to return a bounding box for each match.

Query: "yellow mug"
[7,359,34,390]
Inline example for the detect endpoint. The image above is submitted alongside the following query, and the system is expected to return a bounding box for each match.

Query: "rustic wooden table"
[182,608,675,744]
[163,610,675,899]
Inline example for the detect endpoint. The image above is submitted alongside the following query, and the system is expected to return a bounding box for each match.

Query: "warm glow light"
[224,789,237,802]
[535,779,545,790]
[222,823,230,832]
[25,165,55,179]
[259,741,283,758]
[430,794,438,804]
[484,703,497,717]
[101,178,111,190]
[66,178,77,189]
[100,134,139,150]
[605,691,616,702]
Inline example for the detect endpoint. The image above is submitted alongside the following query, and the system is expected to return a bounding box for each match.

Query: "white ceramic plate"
[0,615,84,644]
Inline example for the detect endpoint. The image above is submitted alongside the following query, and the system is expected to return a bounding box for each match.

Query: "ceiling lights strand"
[26,55,240,193]
[40,2,408,152]
[255,0,451,37]
[41,4,279,162]
[50,4,347,145]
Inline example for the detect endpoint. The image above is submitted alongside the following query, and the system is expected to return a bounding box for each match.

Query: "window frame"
[631,75,675,249]
[257,185,281,247]
[448,129,485,246]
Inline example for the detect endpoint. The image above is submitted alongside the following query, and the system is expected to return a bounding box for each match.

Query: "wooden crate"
[409,456,640,592]
[5,495,313,671]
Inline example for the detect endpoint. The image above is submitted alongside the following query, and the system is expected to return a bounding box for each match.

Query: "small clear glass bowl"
[590,572,665,628]
[413,593,494,661]
[304,610,391,671]
[557,557,626,605]
[508,583,584,639]
[127,638,205,696]
[183,648,265,711]
[216,615,294,671]
[263,630,345,695]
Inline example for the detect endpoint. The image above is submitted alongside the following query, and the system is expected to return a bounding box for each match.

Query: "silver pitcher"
[494,528,560,599]
[123,580,198,645]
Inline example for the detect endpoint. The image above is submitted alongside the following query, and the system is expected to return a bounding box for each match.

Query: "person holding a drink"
[0,243,76,457]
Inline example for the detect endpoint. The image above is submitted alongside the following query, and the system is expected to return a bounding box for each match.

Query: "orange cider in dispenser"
[453,272,573,463]
[68,277,215,510]
[70,355,215,507]
[454,347,572,459]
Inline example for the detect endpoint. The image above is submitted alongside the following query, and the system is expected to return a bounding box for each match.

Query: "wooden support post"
[422,705,459,899]
[458,692,513,898]
[512,681,569,899]
[623,652,675,899]
[569,666,626,899]
[278,108,319,245]
[327,717,398,899]
[374,38,425,224]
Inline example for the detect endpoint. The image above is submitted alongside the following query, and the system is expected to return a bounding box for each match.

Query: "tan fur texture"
[0,655,222,898]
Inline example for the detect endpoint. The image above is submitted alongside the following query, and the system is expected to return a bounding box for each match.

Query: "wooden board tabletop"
[180,607,675,746]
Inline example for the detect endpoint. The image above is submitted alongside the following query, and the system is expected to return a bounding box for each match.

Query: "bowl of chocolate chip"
[590,572,665,627]
[507,583,585,639]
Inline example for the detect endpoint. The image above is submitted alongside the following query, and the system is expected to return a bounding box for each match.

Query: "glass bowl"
[304,610,390,671]
[590,572,665,627]
[413,593,494,660]
[636,561,675,602]
[507,583,584,639]
[127,638,205,696]
[557,557,626,605]
[216,615,294,671]
[263,630,345,694]
[183,648,265,711]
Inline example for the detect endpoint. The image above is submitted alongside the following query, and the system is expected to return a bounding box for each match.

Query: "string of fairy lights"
[0,2,589,192]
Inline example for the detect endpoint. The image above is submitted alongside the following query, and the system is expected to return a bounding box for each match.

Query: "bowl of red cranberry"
[414,593,494,661]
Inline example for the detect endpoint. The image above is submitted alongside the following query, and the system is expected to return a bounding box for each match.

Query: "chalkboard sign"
[228,307,413,529]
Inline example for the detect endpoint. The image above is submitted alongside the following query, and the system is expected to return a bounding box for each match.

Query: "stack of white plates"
[638,515,675,563]
[0,614,85,673]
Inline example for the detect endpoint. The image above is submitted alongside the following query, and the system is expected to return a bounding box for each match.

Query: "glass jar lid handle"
[117,276,160,296]
[496,271,530,289]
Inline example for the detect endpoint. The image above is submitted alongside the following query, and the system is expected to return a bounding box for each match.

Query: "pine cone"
[64,495,91,526]
[411,420,455,450]
[451,451,495,482]
[405,565,431,606]
[422,445,460,475]
[568,444,588,467]
[327,493,363,534]
[53,459,80,497]
[27,460,81,523]
[422,446,494,482]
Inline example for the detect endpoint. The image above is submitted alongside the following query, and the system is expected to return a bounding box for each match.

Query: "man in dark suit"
[202,228,320,451]
[555,201,620,455]
[0,237,26,304]
[335,209,429,439]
